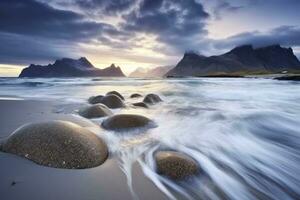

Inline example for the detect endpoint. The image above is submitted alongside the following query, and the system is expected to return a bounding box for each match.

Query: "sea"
[0,77,299,200]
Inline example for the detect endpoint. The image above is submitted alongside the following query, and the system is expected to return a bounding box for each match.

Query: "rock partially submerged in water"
[143,94,162,104]
[274,75,300,81]
[88,95,104,104]
[130,93,142,98]
[106,91,124,100]
[155,151,199,180]
[79,104,113,119]
[100,94,125,109]
[1,121,108,169]
[102,114,155,131]
[133,102,148,108]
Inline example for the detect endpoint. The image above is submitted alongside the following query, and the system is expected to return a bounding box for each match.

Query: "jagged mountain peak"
[19,57,126,77]
[166,44,300,77]
[228,44,254,54]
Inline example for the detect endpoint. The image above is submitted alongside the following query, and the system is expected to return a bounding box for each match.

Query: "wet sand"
[0,99,169,200]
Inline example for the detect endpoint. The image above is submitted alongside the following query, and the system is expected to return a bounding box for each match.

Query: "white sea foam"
[1,77,299,199]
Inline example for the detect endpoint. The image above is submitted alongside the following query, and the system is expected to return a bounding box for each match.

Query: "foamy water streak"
[0,77,299,199]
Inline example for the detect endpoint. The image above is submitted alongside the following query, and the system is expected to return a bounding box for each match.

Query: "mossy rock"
[78,104,113,119]
[155,151,199,180]
[1,121,108,169]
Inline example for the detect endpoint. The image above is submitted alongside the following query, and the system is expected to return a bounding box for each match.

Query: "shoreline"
[0,99,169,200]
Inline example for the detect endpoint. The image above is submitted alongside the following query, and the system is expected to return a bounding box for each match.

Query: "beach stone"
[88,95,104,104]
[1,121,108,169]
[130,93,142,98]
[79,104,113,119]
[102,114,154,131]
[155,151,199,180]
[133,102,148,108]
[106,91,124,100]
[100,94,125,109]
[143,94,162,104]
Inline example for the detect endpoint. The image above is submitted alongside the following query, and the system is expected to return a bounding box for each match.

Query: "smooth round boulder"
[143,94,162,104]
[100,94,125,109]
[130,93,142,98]
[1,121,108,169]
[133,102,148,108]
[155,151,199,180]
[106,91,124,100]
[88,95,104,104]
[78,104,113,119]
[102,114,155,131]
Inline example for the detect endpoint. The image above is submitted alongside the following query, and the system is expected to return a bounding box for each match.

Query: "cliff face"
[19,58,125,77]
[166,45,300,77]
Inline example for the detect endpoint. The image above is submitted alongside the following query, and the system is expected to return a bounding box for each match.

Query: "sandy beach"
[0,99,169,200]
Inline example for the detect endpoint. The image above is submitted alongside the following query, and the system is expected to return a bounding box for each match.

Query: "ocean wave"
[0,77,300,199]
[0,81,52,87]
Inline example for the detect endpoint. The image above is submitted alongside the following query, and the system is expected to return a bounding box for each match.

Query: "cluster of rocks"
[0,90,201,180]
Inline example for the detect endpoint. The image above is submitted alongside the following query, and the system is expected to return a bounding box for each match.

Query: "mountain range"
[166,44,300,77]
[18,44,300,78]
[19,57,125,77]
[129,66,173,78]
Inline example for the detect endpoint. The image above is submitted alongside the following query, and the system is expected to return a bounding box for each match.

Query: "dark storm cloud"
[1,0,300,67]
[74,0,136,15]
[122,0,209,52]
[214,26,300,49]
[0,0,118,41]
[0,0,126,65]
[0,32,76,65]
[213,0,243,20]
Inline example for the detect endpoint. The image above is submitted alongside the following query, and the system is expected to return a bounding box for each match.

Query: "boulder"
[155,151,199,180]
[1,121,108,169]
[78,104,113,119]
[100,94,125,109]
[130,93,142,98]
[102,114,155,131]
[106,91,124,100]
[133,102,148,108]
[88,95,104,104]
[143,94,162,104]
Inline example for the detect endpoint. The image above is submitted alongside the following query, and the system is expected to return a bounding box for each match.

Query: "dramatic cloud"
[0,0,299,74]
[122,0,209,53]
[0,0,119,41]
[0,32,77,65]
[74,0,136,15]
[212,0,243,20]
[213,26,300,50]
[0,0,126,65]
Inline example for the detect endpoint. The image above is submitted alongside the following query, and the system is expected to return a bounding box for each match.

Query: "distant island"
[129,66,173,78]
[166,44,300,77]
[19,57,125,77]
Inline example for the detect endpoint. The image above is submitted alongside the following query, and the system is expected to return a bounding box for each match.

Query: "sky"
[0,0,300,76]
